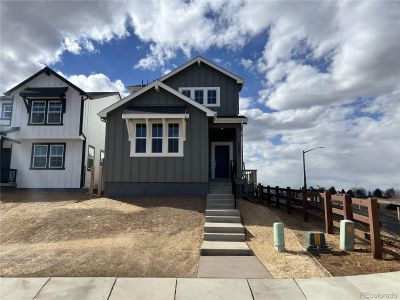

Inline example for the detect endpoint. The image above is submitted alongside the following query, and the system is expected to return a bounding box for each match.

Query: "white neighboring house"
[0,67,121,189]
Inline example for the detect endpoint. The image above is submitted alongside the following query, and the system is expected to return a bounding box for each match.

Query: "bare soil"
[239,199,400,278]
[0,190,205,277]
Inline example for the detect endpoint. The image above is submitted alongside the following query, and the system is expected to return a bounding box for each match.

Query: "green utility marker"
[305,231,328,252]
[274,222,285,252]
[340,220,355,251]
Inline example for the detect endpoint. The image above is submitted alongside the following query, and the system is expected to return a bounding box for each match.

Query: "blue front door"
[215,145,230,178]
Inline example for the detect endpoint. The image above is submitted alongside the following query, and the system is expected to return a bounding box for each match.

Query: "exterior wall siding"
[163,63,240,116]
[104,88,209,187]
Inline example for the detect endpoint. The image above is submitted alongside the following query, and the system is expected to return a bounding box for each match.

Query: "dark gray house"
[98,57,248,196]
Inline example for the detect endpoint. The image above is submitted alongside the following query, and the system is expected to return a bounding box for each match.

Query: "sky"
[1,0,399,191]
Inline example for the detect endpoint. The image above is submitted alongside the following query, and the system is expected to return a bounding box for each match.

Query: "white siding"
[10,139,82,188]
[82,94,120,187]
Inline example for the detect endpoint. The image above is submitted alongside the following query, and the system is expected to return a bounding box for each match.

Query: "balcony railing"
[1,168,17,184]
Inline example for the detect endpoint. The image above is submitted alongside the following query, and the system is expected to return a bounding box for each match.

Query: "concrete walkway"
[1,272,399,300]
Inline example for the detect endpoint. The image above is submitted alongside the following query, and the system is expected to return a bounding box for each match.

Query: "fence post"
[267,185,271,205]
[276,186,280,208]
[367,198,382,259]
[324,191,333,234]
[302,189,308,221]
[286,187,291,214]
[97,165,103,197]
[343,194,353,220]
[257,184,264,202]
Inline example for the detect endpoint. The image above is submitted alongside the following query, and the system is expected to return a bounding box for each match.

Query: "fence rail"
[255,184,382,259]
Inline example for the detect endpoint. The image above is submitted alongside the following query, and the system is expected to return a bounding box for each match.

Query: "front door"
[0,148,11,183]
[215,145,230,178]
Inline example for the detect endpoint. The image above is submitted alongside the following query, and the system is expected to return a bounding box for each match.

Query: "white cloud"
[240,58,253,70]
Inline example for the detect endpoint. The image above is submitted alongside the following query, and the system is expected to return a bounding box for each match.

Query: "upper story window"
[31,143,65,169]
[178,87,220,107]
[2,103,12,119]
[30,100,63,125]
[87,145,95,170]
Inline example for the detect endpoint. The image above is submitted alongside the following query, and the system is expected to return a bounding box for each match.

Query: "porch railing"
[230,160,237,209]
[1,168,17,184]
[243,169,257,195]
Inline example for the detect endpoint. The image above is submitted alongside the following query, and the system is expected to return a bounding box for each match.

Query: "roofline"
[4,66,88,97]
[87,92,122,100]
[98,81,216,118]
[158,56,244,86]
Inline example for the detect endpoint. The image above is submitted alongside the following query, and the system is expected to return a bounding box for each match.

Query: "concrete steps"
[207,194,234,200]
[201,241,252,256]
[204,222,244,233]
[205,215,241,223]
[204,232,246,242]
[206,209,240,216]
[207,203,235,209]
[207,199,235,205]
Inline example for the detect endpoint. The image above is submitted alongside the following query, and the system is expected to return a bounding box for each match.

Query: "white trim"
[213,117,248,124]
[211,142,233,179]
[2,103,12,119]
[32,144,48,168]
[159,56,244,85]
[48,144,64,169]
[98,80,215,118]
[30,100,46,124]
[178,87,220,107]
[46,100,62,125]
[122,112,189,119]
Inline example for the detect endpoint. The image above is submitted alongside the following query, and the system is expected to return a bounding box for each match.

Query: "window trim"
[178,87,220,107]
[46,100,63,125]
[151,123,163,153]
[30,143,66,170]
[127,118,185,157]
[48,144,65,169]
[1,103,12,120]
[167,123,180,153]
[28,99,64,126]
[87,145,95,171]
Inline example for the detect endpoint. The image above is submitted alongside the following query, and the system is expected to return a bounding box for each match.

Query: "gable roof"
[86,92,121,100]
[4,66,88,97]
[98,80,215,118]
[158,56,244,87]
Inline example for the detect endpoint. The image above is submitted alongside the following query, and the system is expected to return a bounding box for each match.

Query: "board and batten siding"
[163,63,240,117]
[104,88,209,185]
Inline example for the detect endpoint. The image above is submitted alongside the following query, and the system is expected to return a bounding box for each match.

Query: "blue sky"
[1,1,399,190]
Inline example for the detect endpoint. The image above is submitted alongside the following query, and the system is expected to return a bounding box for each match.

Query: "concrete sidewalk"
[1,272,399,300]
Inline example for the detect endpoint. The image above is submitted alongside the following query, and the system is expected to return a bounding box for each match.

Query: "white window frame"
[151,123,163,153]
[2,103,12,119]
[167,123,180,154]
[126,118,186,157]
[46,100,63,124]
[87,145,95,170]
[48,144,65,169]
[32,144,48,169]
[134,123,147,153]
[178,87,220,107]
[30,101,46,124]
[100,150,105,166]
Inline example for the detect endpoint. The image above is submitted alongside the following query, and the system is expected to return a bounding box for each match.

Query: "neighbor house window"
[178,87,220,107]
[135,123,146,153]
[2,103,12,119]
[194,90,204,104]
[47,101,62,124]
[49,144,65,168]
[31,143,65,169]
[87,145,95,170]
[30,101,46,124]
[207,90,217,105]
[100,150,105,166]
[168,123,179,153]
[152,123,163,153]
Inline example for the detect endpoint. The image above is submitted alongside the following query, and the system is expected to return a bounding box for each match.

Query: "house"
[98,56,248,197]
[0,67,121,189]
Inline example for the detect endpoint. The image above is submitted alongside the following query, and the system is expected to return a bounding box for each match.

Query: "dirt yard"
[239,199,400,278]
[0,190,205,277]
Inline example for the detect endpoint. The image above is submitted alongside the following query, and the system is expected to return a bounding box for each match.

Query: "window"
[31,143,65,169]
[30,101,46,124]
[207,90,217,105]
[168,123,179,153]
[49,145,64,168]
[182,89,191,98]
[135,123,146,153]
[87,145,95,170]
[100,150,105,166]
[178,87,220,107]
[2,103,12,119]
[194,90,204,104]
[152,123,163,153]
[47,101,62,124]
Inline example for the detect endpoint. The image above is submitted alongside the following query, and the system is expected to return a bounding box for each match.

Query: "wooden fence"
[255,185,382,259]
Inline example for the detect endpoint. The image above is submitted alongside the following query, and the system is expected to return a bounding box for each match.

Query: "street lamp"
[303,147,324,191]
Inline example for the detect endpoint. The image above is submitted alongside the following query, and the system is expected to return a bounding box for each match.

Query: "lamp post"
[302,147,324,191]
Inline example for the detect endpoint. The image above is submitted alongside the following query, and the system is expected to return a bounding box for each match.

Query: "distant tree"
[355,188,367,198]
[368,191,372,197]
[318,186,326,192]
[385,188,396,198]
[328,186,337,195]
[340,189,346,195]
[373,188,383,198]
[346,189,355,197]
[309,186,315,191]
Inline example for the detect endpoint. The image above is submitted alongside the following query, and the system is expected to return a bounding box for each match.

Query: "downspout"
[241,123,244,175]
[79,95,89,188]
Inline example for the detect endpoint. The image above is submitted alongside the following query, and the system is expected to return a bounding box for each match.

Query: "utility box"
[274,222,285,252]
[340,220,355,251]
[305,231,328,251]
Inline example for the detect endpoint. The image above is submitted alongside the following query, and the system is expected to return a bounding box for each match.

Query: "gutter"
[79,95,89,188]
